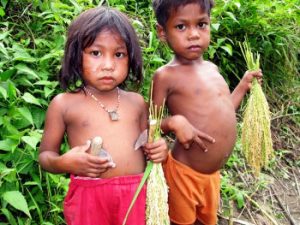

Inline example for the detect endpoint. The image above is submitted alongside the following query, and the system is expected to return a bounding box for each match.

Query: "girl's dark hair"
[152,0,215,28]
[59,7,143,91]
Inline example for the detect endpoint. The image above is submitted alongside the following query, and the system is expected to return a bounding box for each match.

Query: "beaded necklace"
[84,87,120,121]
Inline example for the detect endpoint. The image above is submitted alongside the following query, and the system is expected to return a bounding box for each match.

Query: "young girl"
[39,6,168,225]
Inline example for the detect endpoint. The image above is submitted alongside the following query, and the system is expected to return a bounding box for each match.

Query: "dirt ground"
[217,120,300,225]
[218,166,300,225]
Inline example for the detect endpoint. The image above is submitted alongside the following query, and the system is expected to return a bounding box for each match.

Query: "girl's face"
[82,29,129,92]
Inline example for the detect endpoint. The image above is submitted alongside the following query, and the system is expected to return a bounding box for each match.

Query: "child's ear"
[156,24,167,42]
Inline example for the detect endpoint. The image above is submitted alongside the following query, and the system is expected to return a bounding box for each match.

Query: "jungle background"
[0,0,299,224]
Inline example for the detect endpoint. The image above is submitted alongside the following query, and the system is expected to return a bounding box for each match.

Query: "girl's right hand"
[60,141,115,178]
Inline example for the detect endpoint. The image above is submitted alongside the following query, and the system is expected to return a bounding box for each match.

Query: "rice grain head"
[240,41,273,177]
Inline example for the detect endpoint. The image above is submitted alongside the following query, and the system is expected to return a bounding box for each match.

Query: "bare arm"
[39,94,68,173]
[139,95,149,132]
[231,70,263,110]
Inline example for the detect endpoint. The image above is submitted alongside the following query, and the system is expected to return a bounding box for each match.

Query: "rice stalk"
[240,40,273,177]
[146,82,169,225]
[122,82,169,225]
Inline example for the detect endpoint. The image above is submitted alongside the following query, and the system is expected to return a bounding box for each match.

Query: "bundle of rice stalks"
[240,40,273,177]
[146,96,169,225]
[122,84,169,225]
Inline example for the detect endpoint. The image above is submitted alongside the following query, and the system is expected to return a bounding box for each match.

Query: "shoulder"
[120,90,146,106]
[48,91,82,112]
[50,92,78,104]
[153,64,173,79]
[120,90,147,116]
[203,60,219,71]
[152,64,176,87]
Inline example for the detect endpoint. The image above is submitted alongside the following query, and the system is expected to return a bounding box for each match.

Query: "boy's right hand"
[60,141,115,178]
[170,115,215,152]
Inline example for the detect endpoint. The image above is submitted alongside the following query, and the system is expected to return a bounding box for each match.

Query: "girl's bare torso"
[52,90,146,178]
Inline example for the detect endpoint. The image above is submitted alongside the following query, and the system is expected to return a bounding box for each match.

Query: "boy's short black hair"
[152,0,215,28]
[59,6,143,91]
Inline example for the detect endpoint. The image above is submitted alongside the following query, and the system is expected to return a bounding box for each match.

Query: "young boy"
[151,1,263,225]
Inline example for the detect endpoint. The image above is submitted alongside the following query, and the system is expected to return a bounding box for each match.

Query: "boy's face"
[158,3,211,61]
[82,29,129,92]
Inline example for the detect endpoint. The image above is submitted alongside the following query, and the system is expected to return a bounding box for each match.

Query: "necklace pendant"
[108,110,119,121]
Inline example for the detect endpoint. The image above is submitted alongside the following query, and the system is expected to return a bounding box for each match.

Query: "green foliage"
[0,0,299,224]
[0,0,91,223]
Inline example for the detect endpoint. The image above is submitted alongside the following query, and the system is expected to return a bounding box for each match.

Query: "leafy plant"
[0,0,299,224]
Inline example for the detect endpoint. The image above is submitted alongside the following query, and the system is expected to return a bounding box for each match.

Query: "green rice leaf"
[122,161,153,225]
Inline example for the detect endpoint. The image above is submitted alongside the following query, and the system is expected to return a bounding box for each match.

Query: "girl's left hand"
[143,138,168,163]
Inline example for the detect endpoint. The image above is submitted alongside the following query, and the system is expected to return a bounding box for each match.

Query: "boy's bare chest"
[168,72,230,101]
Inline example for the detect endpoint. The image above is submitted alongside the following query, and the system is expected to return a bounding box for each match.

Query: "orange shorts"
[163,152,220,225]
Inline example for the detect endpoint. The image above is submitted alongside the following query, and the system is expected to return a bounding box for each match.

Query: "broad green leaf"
[217,38,226,47]
[235,191,245,208]
[1,0,8,8]
[39,50,62,62]
[24,180,43,192]
[2,191,31,218]
[70,0,83,13]
[221,45,233,56]
[12,45,35,63]
[17,107,34,125]
[0,139,18,151]
[211,23,220,31]
[0,108,6,116]
[0,168,16,183]
[208,46,216,59]
[234,2,241,8]
[7,81,17,100]
[15,64,40,80]
[34,80,54,86]
[2,116,23,137]
[31,108,45,129]
[0,162,5,170]
[22,92,41,106]
[151,56,165,63]
[0,86,7,99]
[22,135,40,149]
[225,11,239,23]
[44,86,55,98]
[0,30,8,40]
[1,208,17,225]
[16,77,34,87]
[0,42,9,60]
[0,69,17,81]
[0,7,3,17]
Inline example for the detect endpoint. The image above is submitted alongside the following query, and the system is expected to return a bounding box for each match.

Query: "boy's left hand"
[240,69,263,92]
[143,138,168,163]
